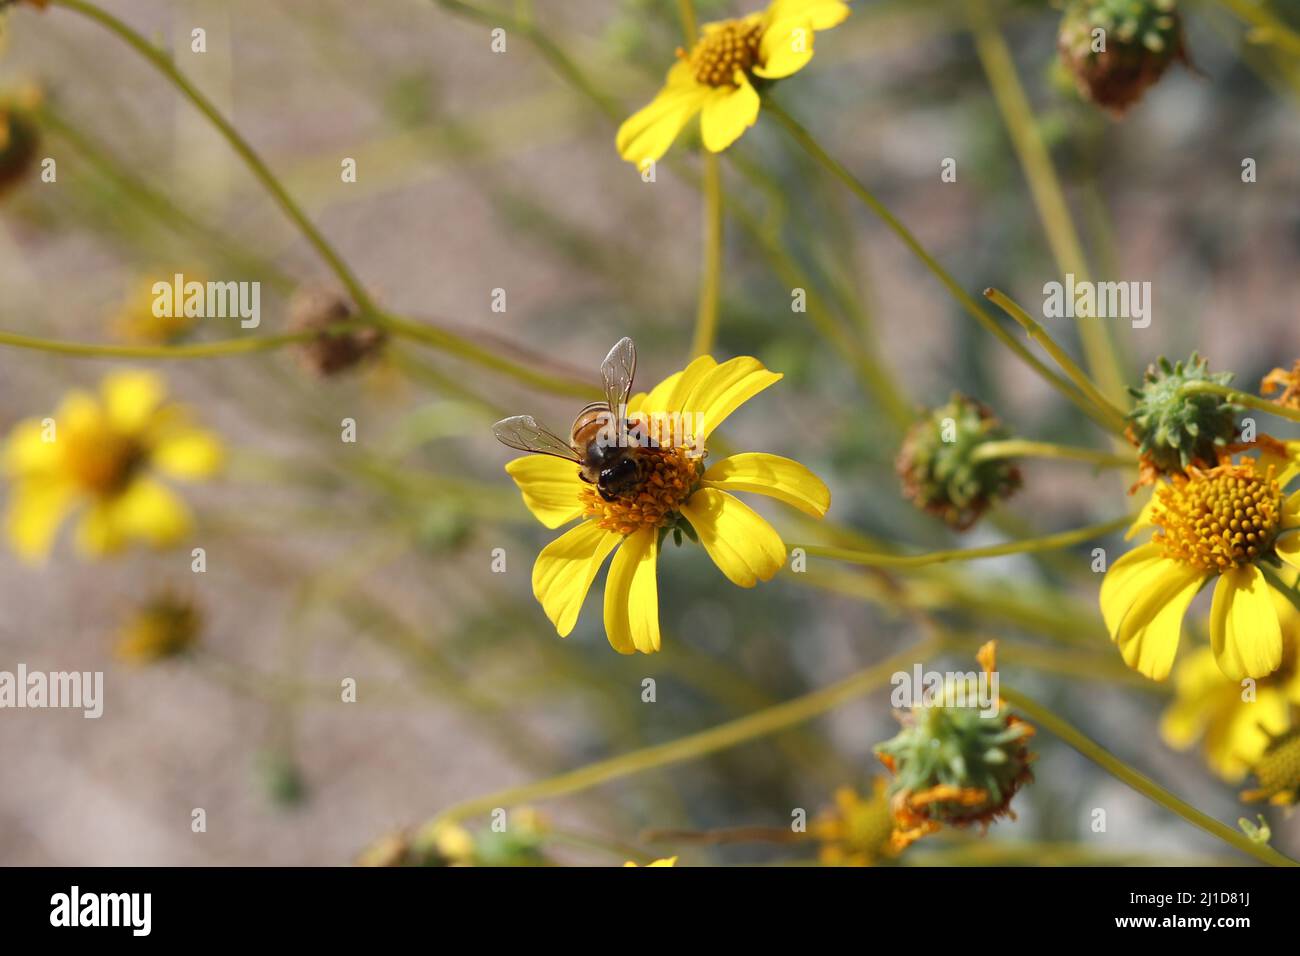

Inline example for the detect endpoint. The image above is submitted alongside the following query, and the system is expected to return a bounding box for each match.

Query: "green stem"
[1002,687,1298,867]
[1180,380,1300,426]
[0,327,323,359]
[763,99,1118,435]
[49,0,376,315]
[965,0,1128,406]
[412,637,941,835]
[691,155,724,358]
[676,0,699,44]
[984,287,1130,434]
[1215,0,1300,56]
[792,515,1130,569]
[970,438,1136,468]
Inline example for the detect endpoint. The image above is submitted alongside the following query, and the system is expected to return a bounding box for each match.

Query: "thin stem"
[691,155,724,358]
[965,0,1128,406]
[373,312,597,399]
[1181,380,1300,426]
[1215,0,1300,57]
[763,98,1118,435]
[49,0,375,315]
[1002,687,1298,867]
[970,438,1136,469]
[410,637,941,836]
[676,0,699,44]
[792,515,1131,569]
[0,327,324,359]
[984,287,1130,434]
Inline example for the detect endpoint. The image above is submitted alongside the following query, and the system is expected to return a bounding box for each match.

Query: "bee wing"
[601,337,637,414]
[492,415,582,462]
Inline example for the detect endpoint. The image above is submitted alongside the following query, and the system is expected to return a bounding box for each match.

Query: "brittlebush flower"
[874,642,1034,851]
[616,0,850,165]
[2,370,224,561]
[505,354,830,654]
[111,274,199,344]
[1161,626,1300,783]
[115,592,202,664]
[811,780,899,867]
[1101,447,1300,681]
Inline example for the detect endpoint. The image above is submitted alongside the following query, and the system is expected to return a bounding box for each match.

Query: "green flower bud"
[1126,353,1239,476]
[1058,0,1186,114]
[1242,728,1300,807]
[896,394,1021,531]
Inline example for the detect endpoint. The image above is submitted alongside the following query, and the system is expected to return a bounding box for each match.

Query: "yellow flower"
[115,592,202,664]
[2,370,224,561]
[616,0,850,165]
[111,274,199,344]
[624,857,678,867]
[1100,448,1300,681]
[505,353,830,654]
[811,780,898,867]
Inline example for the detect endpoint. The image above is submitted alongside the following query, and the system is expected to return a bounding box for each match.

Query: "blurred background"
[0,0,1297,865]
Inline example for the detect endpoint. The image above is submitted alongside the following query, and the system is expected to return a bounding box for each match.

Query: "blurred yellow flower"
[624,857,677,867]
[1160,567,1300,782]
[1101,449,1300,681]
[505,354,830,654]
[111,275,199,344]
[811,780,898,867]
[616,0,850,165]
[3,370,224,561]
[115,592,201,664]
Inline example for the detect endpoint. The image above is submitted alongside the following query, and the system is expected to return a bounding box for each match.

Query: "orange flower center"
[580,447,701,535]
[65,429,146,496]
[1152,461,1282,571]
[683,19,763,87]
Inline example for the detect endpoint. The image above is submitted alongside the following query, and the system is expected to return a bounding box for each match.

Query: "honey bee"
[493,337,650,502]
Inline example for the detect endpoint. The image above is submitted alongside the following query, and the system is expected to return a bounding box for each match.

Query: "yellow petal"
[1101,543,1204,680]
[699,73,761,153]
[765,0,851,30]
[679,486,785,587]
[1210,565,1283,680]
[1260,440,1300,487]
[152,426,224,479]
[1276,528,1300,574]
[616,62,707,165]
[4,478,78,563]
[76,477,192,555]
[1159,646,1223,748]
[1203,687,1289,782]
[702,452,830,518]
[603,527,660,654]
[1099,542,1168,636]
[2,417,62,478]
[101,370,166,435]
[506,455,586,529]
[679,356,782,441]
[661,356,717,415]
[532,520,620,637]
[756,16,815,79]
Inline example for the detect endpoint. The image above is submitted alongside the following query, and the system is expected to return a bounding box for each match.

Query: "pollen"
[580,447,701,535]
[1151,460,1283,571]
[681,18,763,88]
